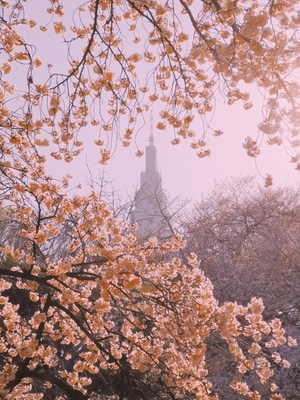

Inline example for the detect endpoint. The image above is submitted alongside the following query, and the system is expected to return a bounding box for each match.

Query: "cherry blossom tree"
[184,177,300,398]
[0,171,297,399]
[1,0,300,173]
[0,1,299,399]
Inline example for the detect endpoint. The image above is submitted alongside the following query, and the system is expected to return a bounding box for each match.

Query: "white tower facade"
[132,134,169,239]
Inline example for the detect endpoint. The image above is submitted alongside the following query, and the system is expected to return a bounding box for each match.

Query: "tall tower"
[132,132,169,239]
[140,132,160,191]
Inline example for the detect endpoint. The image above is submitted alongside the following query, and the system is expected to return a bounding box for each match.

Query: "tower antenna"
[149,109,154,145]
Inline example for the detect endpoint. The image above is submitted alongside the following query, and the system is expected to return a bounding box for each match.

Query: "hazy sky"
[13,2,300,201]
[56,96,300,202]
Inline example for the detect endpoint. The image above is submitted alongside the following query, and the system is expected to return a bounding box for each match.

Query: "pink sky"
[10,2,300,200]
[54,98,300,201]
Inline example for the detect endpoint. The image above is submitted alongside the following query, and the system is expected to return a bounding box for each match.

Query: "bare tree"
[184,177,300,398]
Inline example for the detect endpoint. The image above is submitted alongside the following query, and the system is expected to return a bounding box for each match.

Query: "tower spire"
[132,111,170,239]
[149,109,154,145]
[145,111,157,172]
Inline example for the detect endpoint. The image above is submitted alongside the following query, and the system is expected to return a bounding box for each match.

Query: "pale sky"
[10,2,300,201]
[56,97,300,202]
